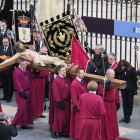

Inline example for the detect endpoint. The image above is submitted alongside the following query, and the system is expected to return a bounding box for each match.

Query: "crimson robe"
[98,83,120,140]
[78,93,106,140]
[70,78,88,139]
[31,70,49,117]
[48,72,54,126]
[0,102,2,112]
[12,67,34,127]
[51,75,72,135]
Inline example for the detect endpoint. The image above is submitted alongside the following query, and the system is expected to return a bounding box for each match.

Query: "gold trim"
[41,15,81,60]
[0,0,5,12]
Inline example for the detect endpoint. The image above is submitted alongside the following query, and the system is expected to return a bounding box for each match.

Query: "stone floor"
[0,89,140,140]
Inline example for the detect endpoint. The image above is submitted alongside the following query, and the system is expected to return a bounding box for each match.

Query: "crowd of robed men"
[0,19,139,140]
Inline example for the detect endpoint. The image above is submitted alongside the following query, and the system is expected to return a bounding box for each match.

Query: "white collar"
[19,65,26,72]
[59,74,66,78]
[76,77,82,82]
[89,91,96,94]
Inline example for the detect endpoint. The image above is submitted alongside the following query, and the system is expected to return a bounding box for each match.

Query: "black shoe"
[21,125,34,129]
[34,116,39,119]
[119,117,126,123]
[125,116,130,123]
[51,131,57,138]
[39,115,46,118]
[0,97,7,100]
[59,133,70,137]
[6,99,11,102]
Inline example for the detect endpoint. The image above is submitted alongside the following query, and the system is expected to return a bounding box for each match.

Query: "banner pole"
[69,0,99,71]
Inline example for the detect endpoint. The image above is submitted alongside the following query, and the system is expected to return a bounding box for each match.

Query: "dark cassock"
[31,70,49,117]
[78,92,106,140]
[51,75,72,135]
[98,83,120,140]
[0,102,2,112]
[12,67,34,127]
[86,48,108,75]
[0,45,14,102]
[97,61,118,76]
[70,78,88,140]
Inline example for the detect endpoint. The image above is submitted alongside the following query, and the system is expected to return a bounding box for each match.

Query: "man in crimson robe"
[48,68,58,128]
[98,69,120,140]
[31,69,49,119]
[12,58,38,129]
[0,102,2,112]
[70,67,88,140]
[31,45,49,119]
[51,65,72,138]
[78,81,106,140]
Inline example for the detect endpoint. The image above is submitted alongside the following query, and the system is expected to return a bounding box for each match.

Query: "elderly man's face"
[34,34,42,42]
[107,70,115,80]
[94,46,100,55]
[108,55,115,64]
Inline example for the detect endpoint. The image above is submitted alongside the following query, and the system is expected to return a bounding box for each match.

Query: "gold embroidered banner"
[41,15,80,60]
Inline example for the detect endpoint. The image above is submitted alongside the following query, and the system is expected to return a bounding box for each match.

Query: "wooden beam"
[0,61,126,89]
[28,64,127,89]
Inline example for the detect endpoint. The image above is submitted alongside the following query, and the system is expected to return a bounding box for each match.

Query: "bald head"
[106,69,115,79]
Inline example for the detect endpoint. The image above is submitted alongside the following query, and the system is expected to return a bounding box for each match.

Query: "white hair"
[40,46,47,50]
[106,69,114,75]
[96,44,105,53]
[108,52,116,59]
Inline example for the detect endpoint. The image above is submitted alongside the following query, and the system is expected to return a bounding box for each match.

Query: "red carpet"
[118,137,133,140]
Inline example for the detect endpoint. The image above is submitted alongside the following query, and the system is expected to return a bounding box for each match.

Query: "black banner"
[41,15,80,60]
[0,0,13,30]
[15,11,34,46]
[82,16,114,35]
